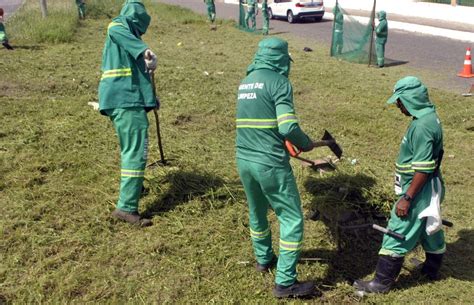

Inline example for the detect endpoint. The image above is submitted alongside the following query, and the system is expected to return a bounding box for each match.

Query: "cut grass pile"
[0,1,473,303]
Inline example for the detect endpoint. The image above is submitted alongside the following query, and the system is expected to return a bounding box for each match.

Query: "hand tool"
[285,130,342,170]
[150,72,166,165]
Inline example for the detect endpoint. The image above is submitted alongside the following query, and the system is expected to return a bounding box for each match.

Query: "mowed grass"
[1,1,473,303]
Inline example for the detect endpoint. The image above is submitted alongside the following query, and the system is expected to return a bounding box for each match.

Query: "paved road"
[155,0,473,94]
[0,0,23,20]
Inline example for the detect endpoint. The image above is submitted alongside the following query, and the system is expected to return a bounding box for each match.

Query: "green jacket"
[236,38,312,167]
[0,22,7,42]
[387,76,444,201]
[98,0,155,115]
[246,0,257,11]
[376,11,388,44]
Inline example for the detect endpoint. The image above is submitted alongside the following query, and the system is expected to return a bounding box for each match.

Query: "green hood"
[377,10,386,21]
[120,0,151,36]
[247,38,292,78]
[387,76,435,118]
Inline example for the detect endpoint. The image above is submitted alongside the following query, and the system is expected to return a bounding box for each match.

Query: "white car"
[268,0,325,23]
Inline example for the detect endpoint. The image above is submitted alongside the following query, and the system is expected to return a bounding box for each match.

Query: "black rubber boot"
[273,280,315,298]
[111,209,152,227]
[421,253,443,280]
[353,255,404,294]
[255,255,277,273]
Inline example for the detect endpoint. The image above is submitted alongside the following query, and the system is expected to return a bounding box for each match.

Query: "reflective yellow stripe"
[101,68,132,80]
[279,239,303,251]
[412,166,436,170]
[395,163,413,173]
[121,169,144,178]
[277,113,298,126]
[236,119,277,122]
[236,118,278,129]
[108,22,123,30]
[250,227,270,239]
[412,161,436,170]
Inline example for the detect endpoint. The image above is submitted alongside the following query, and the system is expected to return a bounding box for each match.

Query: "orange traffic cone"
[458,47,474,78]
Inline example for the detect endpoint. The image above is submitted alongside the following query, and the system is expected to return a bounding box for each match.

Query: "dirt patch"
[172,114,192,126]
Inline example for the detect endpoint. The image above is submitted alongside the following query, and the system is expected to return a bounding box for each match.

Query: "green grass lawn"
[1,1,473,303]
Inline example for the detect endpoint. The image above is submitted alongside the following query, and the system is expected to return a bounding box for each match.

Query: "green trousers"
[105,107,149,213]
[245,9,256,30]
[375,41,386,67]
[237,159,304,286]
[206,4,216,22]
[262,15,269,35]
[380,178,446,257]
[77,3,86,19]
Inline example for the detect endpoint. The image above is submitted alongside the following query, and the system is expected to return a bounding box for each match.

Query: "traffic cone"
[458,47,474,78]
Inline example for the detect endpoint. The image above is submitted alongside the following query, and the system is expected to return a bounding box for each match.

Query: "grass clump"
[85,0,124,19]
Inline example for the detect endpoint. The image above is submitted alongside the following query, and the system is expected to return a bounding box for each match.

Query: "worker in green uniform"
[374,11,388,68]
[75,0,86,19]
[332,4,343,55]
[236,38,317,299]
[98,0,158,227]
[261,0,269,35]
[203,0,216,29]
[354,76,446,294]
[0,8,13,50]
[245,0,257,31]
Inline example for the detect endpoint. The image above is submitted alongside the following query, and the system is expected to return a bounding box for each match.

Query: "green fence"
[420,0,474,7]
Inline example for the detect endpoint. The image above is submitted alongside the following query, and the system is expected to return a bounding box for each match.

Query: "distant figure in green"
[0,8,13,50]
[75,0,86,19]
[204,0,216,29]
[332,4,343,55]
[245,0,257,31]
[261,0,269,35]
[375,11,388,68]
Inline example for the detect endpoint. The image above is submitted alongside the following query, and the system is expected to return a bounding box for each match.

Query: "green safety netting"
[330,1,377,65]
[237,0,261,33]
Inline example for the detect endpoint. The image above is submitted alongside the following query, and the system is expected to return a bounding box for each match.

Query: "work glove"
[87,102,99,111]
[144,49,157,72]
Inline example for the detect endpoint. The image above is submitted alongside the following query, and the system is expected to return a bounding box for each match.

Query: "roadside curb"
[223,0,474,42]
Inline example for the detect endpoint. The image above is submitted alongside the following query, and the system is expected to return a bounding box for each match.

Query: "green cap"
[387,76,435,118]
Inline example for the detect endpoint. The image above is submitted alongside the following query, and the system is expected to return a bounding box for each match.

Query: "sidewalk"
[224,0,474,42]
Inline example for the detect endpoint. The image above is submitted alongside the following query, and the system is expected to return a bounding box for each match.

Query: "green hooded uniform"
[245,0,257,31]
[381,76,445,257]
[332,5,344,55]
[236,38,313,286]
[98,0,155,213]
[375,11,388,67]
[261,0,269,35]
[204,0,216,23]
[75,0,86,19]
[0,21,7,43]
